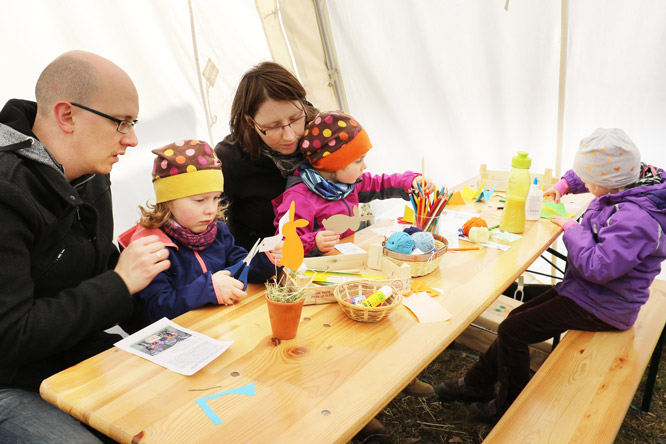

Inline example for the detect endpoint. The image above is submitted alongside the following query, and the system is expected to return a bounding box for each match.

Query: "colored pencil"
[448,246,481,251]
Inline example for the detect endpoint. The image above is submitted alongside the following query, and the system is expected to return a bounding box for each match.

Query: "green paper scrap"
[540,201,568,219]
[489,231,522,243]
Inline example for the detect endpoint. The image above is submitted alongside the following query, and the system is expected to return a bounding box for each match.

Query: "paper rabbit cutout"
[281,201,308,270]
[322,206,373,233]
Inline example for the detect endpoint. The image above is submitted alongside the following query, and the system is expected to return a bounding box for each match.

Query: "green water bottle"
[499,151,532,234]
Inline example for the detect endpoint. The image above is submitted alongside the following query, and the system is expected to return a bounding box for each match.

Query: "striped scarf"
[625,163,663,189]
[299,164,355,201]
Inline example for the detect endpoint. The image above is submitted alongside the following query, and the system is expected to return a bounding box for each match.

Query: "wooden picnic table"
[40,186,591,443]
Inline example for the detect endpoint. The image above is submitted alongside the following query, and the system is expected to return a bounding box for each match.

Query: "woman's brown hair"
[229,61,318,158]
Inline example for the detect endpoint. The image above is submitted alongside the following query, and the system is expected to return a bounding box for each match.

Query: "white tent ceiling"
[2,0,665,240]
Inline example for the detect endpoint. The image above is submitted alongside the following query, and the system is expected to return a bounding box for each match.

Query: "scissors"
[224,238,261,291]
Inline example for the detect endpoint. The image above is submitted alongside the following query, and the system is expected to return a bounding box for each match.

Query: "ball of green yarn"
[385,231,414,254]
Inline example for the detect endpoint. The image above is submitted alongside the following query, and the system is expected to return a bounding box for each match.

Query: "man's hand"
[114,235,170,295]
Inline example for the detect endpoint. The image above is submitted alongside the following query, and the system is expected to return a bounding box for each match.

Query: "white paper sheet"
[334,242,367,255]
[114,318,233,376]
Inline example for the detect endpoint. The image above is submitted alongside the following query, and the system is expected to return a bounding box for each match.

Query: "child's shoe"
[403,377,435,397]
[468,398,505,424]
[435,377,495,402]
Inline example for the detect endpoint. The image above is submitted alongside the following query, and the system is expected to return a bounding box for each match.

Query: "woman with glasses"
[214,63,392,441]
[214,62,319,251]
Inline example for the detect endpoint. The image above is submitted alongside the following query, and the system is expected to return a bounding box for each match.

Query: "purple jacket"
[272,170,418,255]
[555,168,666,329]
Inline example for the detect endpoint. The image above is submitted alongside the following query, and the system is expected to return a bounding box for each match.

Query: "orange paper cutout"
[404,281,440,297]
[281,201,308,270]
[447,191,466,205]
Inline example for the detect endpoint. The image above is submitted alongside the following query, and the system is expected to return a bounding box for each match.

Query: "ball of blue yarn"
[403,226,422,236]
[385,231,414,254]
[411,231,435,252]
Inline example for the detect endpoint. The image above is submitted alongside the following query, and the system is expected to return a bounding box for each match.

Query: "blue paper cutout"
[196,383,257,425]
[475,184,497,203]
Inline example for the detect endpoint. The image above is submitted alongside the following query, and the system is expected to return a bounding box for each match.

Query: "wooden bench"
[482,279,666,444]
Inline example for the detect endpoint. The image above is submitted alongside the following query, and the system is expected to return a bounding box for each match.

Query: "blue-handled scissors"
[224,238,261,290]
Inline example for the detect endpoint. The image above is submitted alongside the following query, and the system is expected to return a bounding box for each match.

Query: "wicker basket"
[383,234,448,277]
[333,280,403,323]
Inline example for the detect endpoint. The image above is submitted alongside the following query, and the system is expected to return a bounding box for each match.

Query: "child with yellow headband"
[119,140,280,325]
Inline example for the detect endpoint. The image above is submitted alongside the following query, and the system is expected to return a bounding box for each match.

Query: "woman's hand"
[212,270,247,305]
[315,230,340,253]
[412,176,435,194]
[543,187,562,202]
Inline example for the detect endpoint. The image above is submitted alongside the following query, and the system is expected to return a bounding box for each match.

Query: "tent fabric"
[255,0,344,112]
[2,0,665,252]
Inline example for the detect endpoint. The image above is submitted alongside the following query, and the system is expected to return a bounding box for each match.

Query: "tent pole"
[550,0,569,285]
[188,0,215,144]
[555,0,569,179]
[312,0,349,112]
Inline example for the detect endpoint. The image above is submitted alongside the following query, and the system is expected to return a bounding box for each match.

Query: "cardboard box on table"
[456,295,558,372]
[286,244,412,305]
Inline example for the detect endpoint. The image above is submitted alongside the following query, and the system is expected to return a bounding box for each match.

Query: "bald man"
[0,51,170,443]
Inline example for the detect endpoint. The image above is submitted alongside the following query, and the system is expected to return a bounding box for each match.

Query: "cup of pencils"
[410,185,451,233]
[417,214,441,233]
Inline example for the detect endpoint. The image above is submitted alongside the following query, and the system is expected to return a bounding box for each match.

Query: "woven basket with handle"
[333,280,402,323]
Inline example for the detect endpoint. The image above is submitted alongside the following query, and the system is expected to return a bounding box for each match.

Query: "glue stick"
[359,286,393,307]
[345,293,371,305]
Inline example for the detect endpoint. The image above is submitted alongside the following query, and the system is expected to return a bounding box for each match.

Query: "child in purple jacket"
[436,128,666,423]
[119,140,281,325]
[272,110,433,256]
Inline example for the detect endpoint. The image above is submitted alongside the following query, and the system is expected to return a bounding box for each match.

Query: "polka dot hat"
[300,110,372,172]
[152,139,223,203]
[573,128,641,189]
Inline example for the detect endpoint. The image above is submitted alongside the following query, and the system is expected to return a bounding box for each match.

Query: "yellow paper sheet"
[461,185,478,199]
[402,292,452,323]
[403,205,414,223]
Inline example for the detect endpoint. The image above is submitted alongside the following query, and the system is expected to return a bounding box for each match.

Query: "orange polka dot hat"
[573,128,641,188]
[152,140,223,203]
[300,110,372,172]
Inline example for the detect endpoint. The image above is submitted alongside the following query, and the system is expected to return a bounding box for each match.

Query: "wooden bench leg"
[641,324,665,412]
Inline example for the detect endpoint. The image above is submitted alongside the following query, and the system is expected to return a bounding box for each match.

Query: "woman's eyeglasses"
[251,114,306,137]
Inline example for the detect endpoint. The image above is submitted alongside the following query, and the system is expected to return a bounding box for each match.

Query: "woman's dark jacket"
[215,135,290,250]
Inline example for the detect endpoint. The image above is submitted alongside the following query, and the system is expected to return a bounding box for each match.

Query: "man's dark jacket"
[0,99,133,390]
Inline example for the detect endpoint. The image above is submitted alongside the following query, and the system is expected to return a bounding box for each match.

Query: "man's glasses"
[251,114,306,137]
[70,103,138,134]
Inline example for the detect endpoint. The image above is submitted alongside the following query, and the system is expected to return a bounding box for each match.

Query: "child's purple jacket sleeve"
[562,201,661,284]
[561,169,589,194]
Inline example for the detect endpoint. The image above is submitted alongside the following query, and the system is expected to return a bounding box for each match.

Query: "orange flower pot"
[265,294,305,340]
